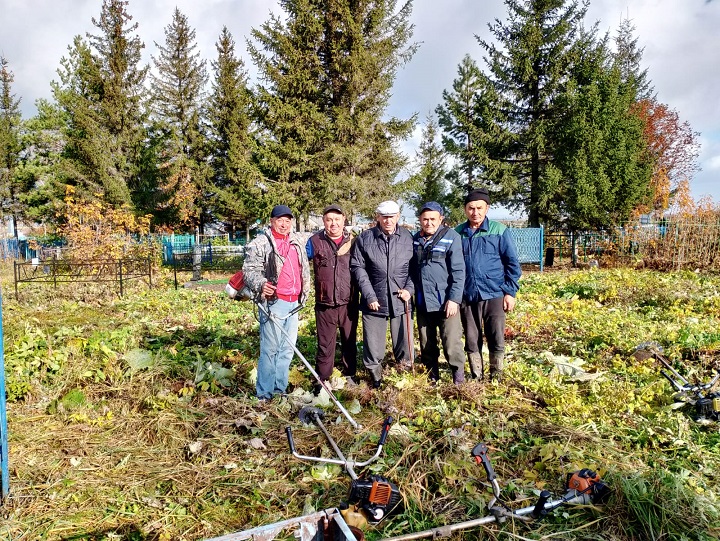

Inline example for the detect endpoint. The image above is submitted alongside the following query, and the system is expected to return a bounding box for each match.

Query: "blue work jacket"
[455,218,521,302]
[411,226,465,313]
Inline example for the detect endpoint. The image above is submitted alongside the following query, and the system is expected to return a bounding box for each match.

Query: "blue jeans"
[257,299,299,399]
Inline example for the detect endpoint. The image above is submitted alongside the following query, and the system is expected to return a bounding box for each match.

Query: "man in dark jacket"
[306,204,358,392]
[411,202,466,384]
[456,188,521,381]
[350,200,414,388]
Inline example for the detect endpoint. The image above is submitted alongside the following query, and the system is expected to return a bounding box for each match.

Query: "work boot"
[468,352,484,379]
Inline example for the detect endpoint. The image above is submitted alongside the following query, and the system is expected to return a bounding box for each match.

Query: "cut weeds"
[1,267,719,540]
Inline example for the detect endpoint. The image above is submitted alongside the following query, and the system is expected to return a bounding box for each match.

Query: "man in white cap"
[350,200,415,388]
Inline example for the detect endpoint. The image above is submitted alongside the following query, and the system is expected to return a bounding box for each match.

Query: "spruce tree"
[53,0,148,206]
[150,8,210,231]
[207,27,260,240]
[437,0,652,229]
[436,55,485,195]
[474,0,592,227]
[0,56,24,238]
[551,31,652,230]
[404,114,450,218]
[13,99,67,225]
[249,0,417,223]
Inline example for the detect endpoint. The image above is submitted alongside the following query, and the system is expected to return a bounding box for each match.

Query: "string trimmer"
[286,406,402,527]
[381,442,609,541]
[636,342,720,422]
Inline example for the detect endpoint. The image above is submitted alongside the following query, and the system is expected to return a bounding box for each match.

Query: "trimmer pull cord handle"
[531,490,552,518]
[379,417,393,446]
[471,443,496,482]
[285,426,296,454]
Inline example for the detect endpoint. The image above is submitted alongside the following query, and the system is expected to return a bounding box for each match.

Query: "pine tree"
[0,56,24,238]
[207,27,260,240]
[249,0,417,224]
[53,0,148,206]
[150,8,210,231]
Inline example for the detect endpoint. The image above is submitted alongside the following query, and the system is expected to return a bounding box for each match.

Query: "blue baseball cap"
[419,201,444,215]
[271,205,294,219]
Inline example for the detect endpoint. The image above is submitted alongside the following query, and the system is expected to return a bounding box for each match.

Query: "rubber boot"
[452,369,465,385]
[489,352,504,381]
[468,352,484,379]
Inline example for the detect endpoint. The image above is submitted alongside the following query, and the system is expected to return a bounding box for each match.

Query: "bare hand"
[445,300,459,318]
[397,289,411,302]
[262,281,277,299]
[368,301,380,311]
[503,294,516,313]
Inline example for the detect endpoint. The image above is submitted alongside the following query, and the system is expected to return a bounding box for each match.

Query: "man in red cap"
[306,204,358,393]
[243,205,310,400]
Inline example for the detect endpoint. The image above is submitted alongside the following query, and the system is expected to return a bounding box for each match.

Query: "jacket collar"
[372,224,399,239]
[460,217,489,236]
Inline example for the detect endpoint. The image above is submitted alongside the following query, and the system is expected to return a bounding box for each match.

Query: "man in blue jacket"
[350,200,414,388]
[456,189,521,381]
[411,202,466,384]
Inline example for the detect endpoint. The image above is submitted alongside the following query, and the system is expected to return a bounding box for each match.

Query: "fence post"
[13,261,18,300]
[118,259,124,297]
[192,244,202,281]
[0,291,10,500]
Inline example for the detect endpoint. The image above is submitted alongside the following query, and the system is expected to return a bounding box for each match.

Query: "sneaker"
[344,376,358,387]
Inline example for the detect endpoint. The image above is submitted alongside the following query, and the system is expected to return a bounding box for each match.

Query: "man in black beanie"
[455,188,521,380]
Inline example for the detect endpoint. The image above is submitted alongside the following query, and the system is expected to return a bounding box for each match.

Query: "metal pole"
[256,302,361,429]
[118,259,124,297]
[0,291,10,500]
[381,493,590,541]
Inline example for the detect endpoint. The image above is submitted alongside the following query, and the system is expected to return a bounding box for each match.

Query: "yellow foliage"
[58,185,154,260]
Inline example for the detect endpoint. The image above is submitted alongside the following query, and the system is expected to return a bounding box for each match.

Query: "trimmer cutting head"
[298,406,325,425]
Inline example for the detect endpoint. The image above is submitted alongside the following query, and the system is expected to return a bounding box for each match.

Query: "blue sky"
[1,0,718,220]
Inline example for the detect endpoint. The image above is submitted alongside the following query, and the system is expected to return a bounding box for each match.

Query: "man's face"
[270,215,293,235]
[419,210,443,236]
[376,213,399,235]
[323,211,345,238]
[465,200,489,228]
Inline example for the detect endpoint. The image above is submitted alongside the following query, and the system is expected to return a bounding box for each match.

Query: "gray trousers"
[417,309,465,379]
[362,312,410,380]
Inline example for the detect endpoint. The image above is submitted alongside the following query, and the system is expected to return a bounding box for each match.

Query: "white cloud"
[1,0,718,200]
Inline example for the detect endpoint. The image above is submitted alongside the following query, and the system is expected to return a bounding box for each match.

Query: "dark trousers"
[315,304,358,381]
[417,309,465,379]
[461,297,506,357]
[361,312,410,381]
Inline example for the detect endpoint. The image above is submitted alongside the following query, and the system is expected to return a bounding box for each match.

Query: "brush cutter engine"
[347,475,402,524]
[565,469,610,504]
